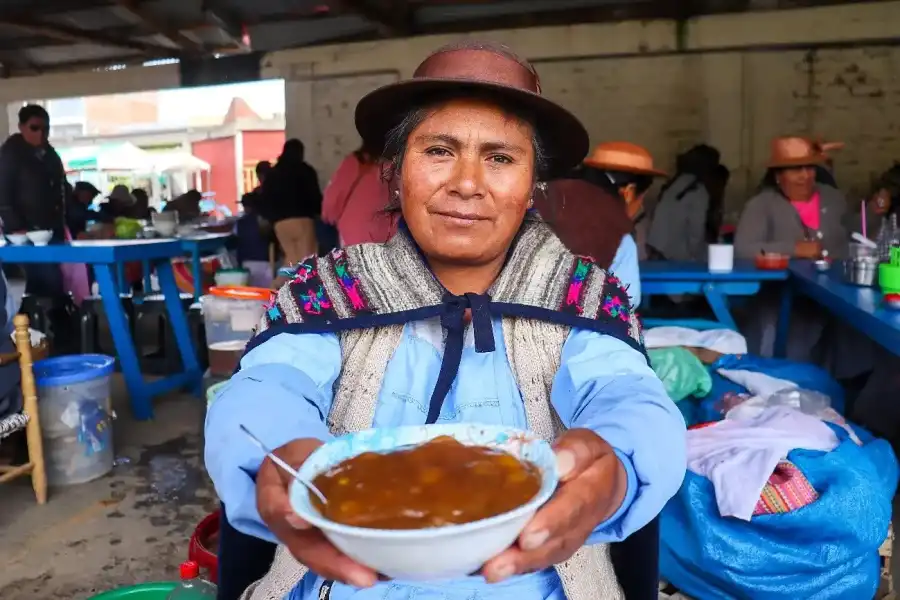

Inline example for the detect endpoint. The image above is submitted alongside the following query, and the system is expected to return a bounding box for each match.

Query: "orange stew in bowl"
[311,436,541,529]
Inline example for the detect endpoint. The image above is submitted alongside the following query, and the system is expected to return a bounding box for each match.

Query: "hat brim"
[767,155,826,169]
[582,158,667,178]
[355,78,589,180]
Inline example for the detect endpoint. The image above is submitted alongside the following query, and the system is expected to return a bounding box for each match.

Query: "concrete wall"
[263,1,900,217]
[2,2,899,216]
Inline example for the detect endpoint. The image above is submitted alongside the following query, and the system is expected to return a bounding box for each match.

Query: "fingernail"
[520,529,549,551]
[492,562,515,581]
[556,449,575,479]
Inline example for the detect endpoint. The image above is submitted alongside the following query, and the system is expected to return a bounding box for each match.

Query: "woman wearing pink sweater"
[321,144,396,246]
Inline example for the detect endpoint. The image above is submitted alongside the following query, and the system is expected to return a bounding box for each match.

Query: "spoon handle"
[239,425,327,504]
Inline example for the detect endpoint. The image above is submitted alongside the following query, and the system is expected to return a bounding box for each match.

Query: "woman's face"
[776,166,815,201]
[400,98,535,266]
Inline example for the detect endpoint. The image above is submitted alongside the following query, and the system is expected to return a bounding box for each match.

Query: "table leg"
[702,283,738,330]
[116,261,127,295]
[191,248,202,301]
[774,280,794,358]
[157,260,202,396]
[94,264,153,420]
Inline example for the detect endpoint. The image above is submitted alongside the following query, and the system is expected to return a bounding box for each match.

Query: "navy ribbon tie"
[426,292,495,424]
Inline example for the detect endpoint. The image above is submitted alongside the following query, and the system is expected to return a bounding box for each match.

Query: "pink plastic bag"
[60,227,90,306]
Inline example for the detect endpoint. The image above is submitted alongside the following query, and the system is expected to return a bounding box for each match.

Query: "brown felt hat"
[583,141,666,177]
[767,136,836,169]
[355,41,589,179]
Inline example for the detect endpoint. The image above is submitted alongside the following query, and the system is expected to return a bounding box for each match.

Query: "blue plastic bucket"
[34,354,115,387]
[34,354,116,486]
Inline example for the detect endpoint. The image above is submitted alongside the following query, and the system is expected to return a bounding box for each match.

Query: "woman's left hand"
[481,428,628,583]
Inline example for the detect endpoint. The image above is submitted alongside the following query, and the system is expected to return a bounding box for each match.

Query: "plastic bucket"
[86,582,177,599]
[189,511,221,583]
[34,354,116,486]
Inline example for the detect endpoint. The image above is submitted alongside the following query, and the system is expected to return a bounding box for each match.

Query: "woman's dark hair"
[577,165,653,201]
[380,88,549,203]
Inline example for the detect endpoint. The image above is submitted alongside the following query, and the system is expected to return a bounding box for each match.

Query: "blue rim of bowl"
[289,426,559,539]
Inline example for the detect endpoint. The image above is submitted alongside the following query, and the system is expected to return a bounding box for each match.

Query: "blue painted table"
[775,261,900,356]
[138,233,233,299]
[0,240,203,420]
[640,261,789,330]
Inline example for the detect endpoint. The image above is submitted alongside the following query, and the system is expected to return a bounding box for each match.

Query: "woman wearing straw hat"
[735,136,848,262]
[537,142,665,306]
[206,41,685,600]
[734,137,874,375]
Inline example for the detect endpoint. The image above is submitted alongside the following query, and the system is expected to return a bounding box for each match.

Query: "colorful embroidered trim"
[754,460,819,516]
[600,272,632,323]
[562,257,592,316]
[330,248,371,313]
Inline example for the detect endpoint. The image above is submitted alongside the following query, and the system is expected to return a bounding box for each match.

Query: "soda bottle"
[166,561,217,599]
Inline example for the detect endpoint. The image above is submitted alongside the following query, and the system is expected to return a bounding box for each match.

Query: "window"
[242,164,258,195]
[47,97,85,120]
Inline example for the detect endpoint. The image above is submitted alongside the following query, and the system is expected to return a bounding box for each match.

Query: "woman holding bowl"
[206,41,686,600]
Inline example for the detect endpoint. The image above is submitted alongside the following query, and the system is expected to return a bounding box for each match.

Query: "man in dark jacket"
[0,104,68,296]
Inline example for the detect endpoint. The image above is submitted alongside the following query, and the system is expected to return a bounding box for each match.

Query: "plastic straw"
[861,199,867,239]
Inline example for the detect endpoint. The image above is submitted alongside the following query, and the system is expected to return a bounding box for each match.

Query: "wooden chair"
[0,314,47,504]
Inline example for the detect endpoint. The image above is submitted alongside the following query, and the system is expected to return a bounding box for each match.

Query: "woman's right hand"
[256,438,378,588]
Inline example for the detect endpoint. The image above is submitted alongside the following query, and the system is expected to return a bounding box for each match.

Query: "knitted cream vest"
[241,217,640,600]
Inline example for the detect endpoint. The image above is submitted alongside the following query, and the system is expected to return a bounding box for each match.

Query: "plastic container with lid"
[200,286,272,376]
[33,354,116,486]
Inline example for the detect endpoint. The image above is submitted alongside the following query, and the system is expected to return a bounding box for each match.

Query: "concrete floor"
[0,376,217,600]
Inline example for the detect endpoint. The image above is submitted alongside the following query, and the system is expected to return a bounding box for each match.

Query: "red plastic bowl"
[755,253,790,270]
[188,511,220,583]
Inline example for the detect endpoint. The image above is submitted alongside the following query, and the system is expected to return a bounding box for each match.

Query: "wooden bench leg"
[14,315,47,504]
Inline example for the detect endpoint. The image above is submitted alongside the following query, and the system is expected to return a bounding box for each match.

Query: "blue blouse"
[205,237,684,600]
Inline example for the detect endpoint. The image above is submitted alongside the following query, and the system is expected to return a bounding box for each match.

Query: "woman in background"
[734,137,873,380]
[321,141,394,246]
[646,145,720,261]
[538,141,665,307]
[260,139,322,264]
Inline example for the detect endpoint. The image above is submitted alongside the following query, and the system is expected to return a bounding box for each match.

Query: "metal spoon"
[239,424,328,505]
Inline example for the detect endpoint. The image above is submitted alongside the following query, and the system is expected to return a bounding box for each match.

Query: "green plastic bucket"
[87,582,177,599]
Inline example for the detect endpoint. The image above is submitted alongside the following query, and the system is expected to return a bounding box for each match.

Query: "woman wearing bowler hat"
[206,41,685,600]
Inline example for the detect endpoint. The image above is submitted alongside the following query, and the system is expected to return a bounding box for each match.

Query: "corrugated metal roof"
[0,0,885,77]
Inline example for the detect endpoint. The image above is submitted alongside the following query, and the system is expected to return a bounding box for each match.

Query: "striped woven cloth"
[754,460,819,516]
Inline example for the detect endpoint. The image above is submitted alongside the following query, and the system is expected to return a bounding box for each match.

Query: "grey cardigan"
[734,184,850,260]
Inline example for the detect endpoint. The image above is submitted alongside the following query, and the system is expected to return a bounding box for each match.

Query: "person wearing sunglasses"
[0,104,73,341]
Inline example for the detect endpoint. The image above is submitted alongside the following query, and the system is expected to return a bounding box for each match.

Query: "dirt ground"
[0,376,217,600]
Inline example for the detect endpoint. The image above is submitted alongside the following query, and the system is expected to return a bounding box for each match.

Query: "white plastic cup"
[708,244,734,273]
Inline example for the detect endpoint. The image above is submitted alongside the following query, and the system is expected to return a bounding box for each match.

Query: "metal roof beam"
[339,0,413,36]
[112,0,205,53]
[0,17,178,56]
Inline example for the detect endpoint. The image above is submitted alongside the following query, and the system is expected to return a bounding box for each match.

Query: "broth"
[311,436,541,529]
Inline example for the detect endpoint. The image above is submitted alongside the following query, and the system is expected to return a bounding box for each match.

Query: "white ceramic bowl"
[6,233,29,245]
[289,424,558,581]
[26,230,52,246]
